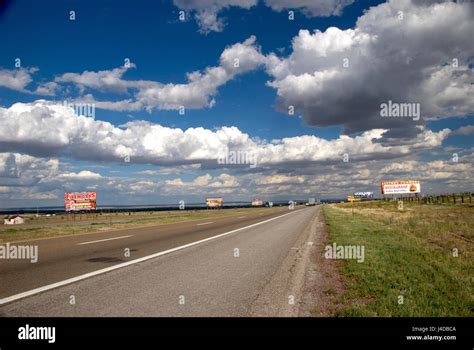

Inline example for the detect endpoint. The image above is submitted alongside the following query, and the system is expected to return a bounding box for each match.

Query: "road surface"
[0,206,321,316]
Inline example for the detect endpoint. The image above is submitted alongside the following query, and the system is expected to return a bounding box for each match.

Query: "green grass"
[323,203,474,317]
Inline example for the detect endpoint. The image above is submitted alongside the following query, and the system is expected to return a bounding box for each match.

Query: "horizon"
[0,0,473,207]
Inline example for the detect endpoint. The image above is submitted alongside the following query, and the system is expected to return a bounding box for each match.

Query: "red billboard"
[65,192,97,212]
[381,181,420,195]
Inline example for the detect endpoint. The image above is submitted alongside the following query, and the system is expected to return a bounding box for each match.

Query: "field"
[0,207,282,243]
[322,200,474,316]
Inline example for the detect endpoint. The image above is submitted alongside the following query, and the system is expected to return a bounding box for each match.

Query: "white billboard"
[381,181,420,195]
[353,192,373,198]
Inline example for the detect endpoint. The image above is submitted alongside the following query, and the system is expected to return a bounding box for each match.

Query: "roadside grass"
[323,202,473,317]
[0,207,284,243]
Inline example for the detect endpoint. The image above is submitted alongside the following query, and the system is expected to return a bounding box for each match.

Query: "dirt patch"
[298,206,345,316]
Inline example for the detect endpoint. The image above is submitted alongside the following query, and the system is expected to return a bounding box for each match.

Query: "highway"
[0,206,321,316]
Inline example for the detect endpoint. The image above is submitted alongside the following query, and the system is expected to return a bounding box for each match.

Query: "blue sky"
[1,0,383,138]
[0,0,473,207]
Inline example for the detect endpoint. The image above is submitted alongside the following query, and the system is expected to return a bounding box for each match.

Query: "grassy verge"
[0,207,282,243]
[322,202,473,316]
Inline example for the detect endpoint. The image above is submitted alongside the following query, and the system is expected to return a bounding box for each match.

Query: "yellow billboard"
[206,197,223,208]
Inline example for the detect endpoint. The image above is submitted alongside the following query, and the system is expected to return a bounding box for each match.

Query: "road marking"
[0,209,302,305]
[77,235,132,246]
[196,222,213,226]
[238,216,247,219]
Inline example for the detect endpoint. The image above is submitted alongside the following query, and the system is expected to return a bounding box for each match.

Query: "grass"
[0,207,283,243]
[322,201,474,317]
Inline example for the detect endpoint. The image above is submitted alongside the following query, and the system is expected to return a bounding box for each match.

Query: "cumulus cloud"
[1,150,472,206]
[0,100,451,168]
[0,152,59,187]
[264,0,474,134]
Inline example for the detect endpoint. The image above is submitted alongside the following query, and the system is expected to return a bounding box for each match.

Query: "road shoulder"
[248,206,344,316]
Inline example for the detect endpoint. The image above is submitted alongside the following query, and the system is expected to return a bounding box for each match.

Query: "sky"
[0,0,473,208]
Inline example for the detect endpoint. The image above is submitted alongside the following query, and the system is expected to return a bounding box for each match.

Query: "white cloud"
[265,0,354,17]
[0,100,451,169]
[54,63,149,94]
[164,173,240,195]
[0,67,35,91]
[0,67,57,95]
[173,0,257,33]
[58,170,102,179]
[264,0,474,134]
[172,0,353,33]
[254,174,305,185]
[452,125,474,136]
[49,37,265,112]
[0,152,58,180]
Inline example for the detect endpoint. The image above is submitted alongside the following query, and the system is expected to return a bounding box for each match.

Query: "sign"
[205,197,223,208]
[65,192,97,212]
[347,196,361,202]
[251,199,263,206]
[353,192,373,199]
[381,181,420,195]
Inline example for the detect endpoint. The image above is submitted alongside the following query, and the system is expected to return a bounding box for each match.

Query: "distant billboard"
[251,199,263,206]
[353,192,374,199]
[381,181,420,195]
[205,197,223,208]
[65,192,97,212]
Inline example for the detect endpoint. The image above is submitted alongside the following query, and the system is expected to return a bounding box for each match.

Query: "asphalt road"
[0,206,319,316]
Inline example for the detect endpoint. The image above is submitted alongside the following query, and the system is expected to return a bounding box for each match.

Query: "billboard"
[347,196,361,202]
[251,199,263,206]
[353,192,374,199]
[205,197,223,208]
[381,181,420,195]
[65,192,97,212]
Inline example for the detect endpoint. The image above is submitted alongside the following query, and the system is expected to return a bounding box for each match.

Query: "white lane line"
[77,235,132,246]
[238,216,246,219]
[196,222,214,226]
[0,209,301,305]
